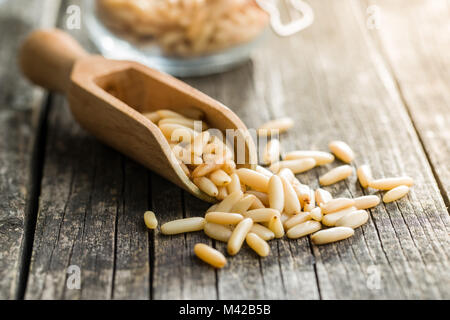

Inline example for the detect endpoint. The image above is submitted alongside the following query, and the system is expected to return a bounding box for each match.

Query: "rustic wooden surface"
[0,0,448,300]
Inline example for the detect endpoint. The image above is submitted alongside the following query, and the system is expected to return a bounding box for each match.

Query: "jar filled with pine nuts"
[83,0,270,76]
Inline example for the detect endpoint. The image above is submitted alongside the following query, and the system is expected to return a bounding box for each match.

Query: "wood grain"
[0,0,61,300]
[364,0,450,206]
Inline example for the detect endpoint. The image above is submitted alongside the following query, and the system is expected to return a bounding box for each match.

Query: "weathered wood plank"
[364,0,450,206]
[151,175,217,300]
[0,0,61,300]
[24,0,150,299]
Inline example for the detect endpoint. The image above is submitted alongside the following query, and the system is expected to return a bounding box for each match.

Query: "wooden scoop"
[19,29,257,203]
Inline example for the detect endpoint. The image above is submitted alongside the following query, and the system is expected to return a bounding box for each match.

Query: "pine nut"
[284,150,334,165]
[159,117,208,131]
[336,210,369,229]
[293,183,311,208]
[258,118,294,136]
[277,168,296,183]
[246,233,270,257]
[280,176,301,214]
[161,217,206,235]
[215,190,243,212]
[249,196,265,209]
[144,211,158,229]
[256,165,274,177]
[315,188,333,205]
[236,168,270,192]
[205,212,244,225]
[284,212,312,230]
[328,141,354,163]
[287,221,322,239]
[311,227,355,245]
[357,164,372,188]
[157,109,187,119]
[228,218,253,255]
[280,212,292,225]
[216,187,228,200]
[320,197,355,214]
[310,207,323,221]
[143,111,160,123]
[354,195,380,209]
[160,123,197,143]
[303,188,316,212]
[209,169,232,186]
[244,208,280,222]
[192,163,221,178]
[194,243,227,269]
[193,177,219,197]
[369,177,414,190]
[231,194,257,214]
[222,160,236,175]
[178,160,190,177]
[206,203,218,213]
[227,173,241,194]
[173,145,203,165]
[204,223,233,242]
[246,190,269,206]
[322,207,357,227]
[270,158,316,174]
[268,215,285,238]
[263,139,281,164]
[319,165,353,186]
[188,131,210,156]
[250,223,275,241]
[383,185,410,203]
[268,175,285,213]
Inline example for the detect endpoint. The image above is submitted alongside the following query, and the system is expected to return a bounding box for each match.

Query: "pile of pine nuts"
[143,112,414,269]
[97,0,269,57]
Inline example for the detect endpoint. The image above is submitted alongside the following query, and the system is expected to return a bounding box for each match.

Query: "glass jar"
[83,0,270,77]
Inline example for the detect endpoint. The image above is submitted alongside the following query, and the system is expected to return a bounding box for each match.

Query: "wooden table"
[1,0,449,300]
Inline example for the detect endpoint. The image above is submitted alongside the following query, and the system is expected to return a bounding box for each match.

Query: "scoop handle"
[19,29,89,93]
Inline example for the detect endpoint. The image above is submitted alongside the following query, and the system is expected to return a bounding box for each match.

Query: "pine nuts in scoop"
[383,185,410,203]
[246,233,270,257]
[194,243,227,269]
[311,227,355,245]
[328,141,354,163]
[144,211,158,229]
[319,165,353,186]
